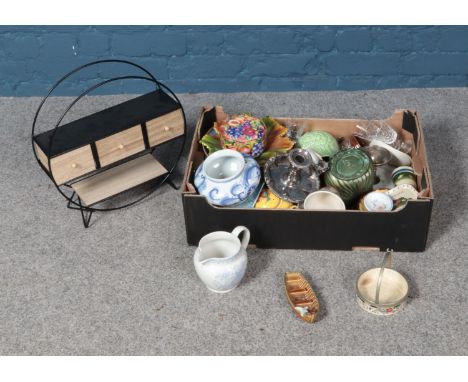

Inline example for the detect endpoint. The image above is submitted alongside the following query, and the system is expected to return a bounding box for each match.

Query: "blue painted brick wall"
[0,25,467,96]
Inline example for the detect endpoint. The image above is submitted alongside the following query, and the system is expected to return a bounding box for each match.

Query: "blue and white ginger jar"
[194,149,261,206]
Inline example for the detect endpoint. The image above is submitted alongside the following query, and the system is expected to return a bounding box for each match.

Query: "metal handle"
[375,249,393,305]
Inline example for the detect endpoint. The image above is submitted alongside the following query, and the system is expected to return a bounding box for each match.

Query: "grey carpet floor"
[0,88,467,355]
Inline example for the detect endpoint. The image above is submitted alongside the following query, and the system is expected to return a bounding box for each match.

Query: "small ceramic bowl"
[319,186,341,196]
[356,266,408,316]
[303,190,346,211]
[359,189,389,211]
[363,191,394,212]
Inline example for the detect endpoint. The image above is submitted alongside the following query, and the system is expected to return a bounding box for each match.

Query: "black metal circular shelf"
[31,59,186,226]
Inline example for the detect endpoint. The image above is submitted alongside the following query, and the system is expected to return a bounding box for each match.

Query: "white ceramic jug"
[194,226,250,293]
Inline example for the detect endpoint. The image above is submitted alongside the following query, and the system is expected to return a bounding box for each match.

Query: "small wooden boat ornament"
[284,272,320,323]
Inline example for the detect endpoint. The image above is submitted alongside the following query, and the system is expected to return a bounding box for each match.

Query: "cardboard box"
[182,107,433,252]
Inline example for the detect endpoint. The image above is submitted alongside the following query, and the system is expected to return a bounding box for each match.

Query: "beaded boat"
[284,272,320,323]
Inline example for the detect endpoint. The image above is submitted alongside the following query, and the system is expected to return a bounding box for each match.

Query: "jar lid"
[329,148,372,180]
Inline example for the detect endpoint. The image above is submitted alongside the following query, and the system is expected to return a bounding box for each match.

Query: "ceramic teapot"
[193,226,250,293]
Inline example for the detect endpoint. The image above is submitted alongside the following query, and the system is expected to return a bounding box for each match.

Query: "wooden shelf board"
[72,154,167,206]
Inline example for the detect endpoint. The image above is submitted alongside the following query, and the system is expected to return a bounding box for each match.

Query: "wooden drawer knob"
[164,126,171,132]
[118,144,124,150]
[71,163,78,168]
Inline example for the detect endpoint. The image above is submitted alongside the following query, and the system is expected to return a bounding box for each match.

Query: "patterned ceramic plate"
[200,116,294,166]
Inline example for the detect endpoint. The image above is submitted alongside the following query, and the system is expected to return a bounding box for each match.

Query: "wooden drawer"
[96,125,145,167]
[147,109,184,147]
[34,143,96,185]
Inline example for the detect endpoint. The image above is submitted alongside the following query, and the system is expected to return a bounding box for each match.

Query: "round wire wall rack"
[31,59,187,227]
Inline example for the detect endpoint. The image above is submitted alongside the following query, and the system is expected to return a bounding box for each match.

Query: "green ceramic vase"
[324,149,375,204]
[297,130,340,158]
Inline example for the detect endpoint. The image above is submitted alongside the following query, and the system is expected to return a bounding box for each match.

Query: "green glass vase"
[324,149,375,204]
